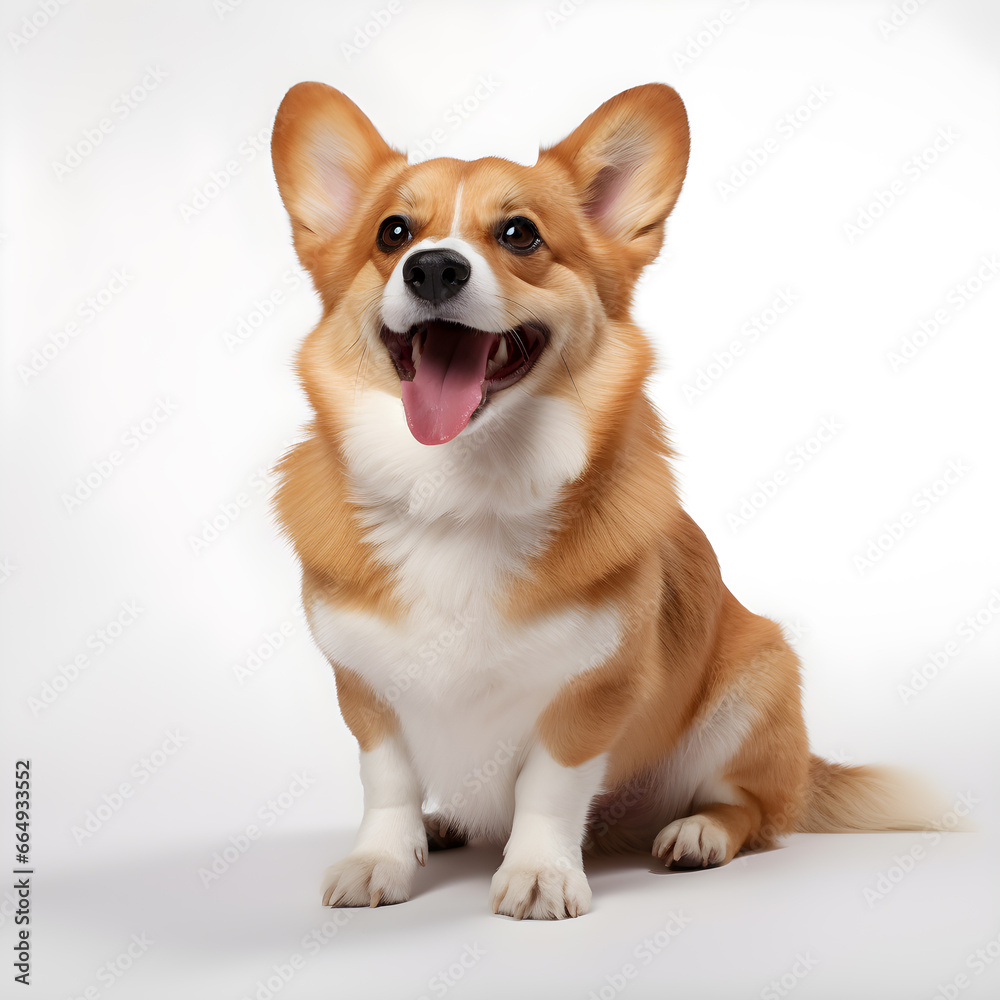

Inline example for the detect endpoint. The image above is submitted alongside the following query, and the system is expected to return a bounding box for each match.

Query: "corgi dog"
[270,82,936,919]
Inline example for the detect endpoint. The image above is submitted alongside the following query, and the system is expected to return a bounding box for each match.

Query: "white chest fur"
[307,390,621,838]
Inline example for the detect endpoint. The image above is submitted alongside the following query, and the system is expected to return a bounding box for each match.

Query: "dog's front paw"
[321,849,422,908]
[489,860,592,920]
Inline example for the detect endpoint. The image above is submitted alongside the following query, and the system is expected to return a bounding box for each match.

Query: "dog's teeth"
[411,329,423,372]
[494,338,509,369]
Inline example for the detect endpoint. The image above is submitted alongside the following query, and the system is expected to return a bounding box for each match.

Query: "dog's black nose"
[402,249,470,304]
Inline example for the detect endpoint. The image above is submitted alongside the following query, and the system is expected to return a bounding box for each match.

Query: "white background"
[2,1,999,998]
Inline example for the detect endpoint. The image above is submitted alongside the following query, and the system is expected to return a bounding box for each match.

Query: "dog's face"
[272,83,689,445]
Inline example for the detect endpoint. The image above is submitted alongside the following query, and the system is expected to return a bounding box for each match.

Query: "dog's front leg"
[490,744,606,919]
[321,732,427,908]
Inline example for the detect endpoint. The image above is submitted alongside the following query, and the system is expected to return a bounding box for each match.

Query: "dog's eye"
[377,216,411,252]
[497,217,542,255]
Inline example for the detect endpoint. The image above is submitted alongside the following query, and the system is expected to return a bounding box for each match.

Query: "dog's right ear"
[271,82,403,269]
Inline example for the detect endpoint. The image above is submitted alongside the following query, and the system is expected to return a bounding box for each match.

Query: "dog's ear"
[539,84,689,266]
[271,82,404,268]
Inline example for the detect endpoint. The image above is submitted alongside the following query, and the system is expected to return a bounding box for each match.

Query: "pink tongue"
[401,323,496,445]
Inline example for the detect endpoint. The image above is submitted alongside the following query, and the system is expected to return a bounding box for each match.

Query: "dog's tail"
[796,754,954,833]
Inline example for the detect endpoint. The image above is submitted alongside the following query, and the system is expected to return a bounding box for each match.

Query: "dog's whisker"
[560,350,590,418]
[355,342,370,402]
[507,326,529,360]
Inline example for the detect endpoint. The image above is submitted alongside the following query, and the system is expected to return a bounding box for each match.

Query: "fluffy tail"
[796,754,952,833]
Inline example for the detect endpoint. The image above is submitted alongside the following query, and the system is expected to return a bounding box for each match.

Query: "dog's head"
[272,83,689,446]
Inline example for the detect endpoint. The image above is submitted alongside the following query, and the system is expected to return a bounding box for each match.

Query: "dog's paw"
[321,850,422,908]
[653,814,729,868]
[423,811,468,852]
[489,860,592,920]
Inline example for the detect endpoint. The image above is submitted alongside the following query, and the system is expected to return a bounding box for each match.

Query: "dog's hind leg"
[653,800,761,868]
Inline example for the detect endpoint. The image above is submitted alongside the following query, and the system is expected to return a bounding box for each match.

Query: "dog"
[269,82,937,919]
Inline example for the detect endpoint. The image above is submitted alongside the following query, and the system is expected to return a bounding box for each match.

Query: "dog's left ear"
[539,84,689,266]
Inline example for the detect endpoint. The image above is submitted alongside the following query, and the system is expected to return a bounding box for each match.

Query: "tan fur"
[328,664,399,754]
[271,81,939,877]
[275,435,404,622]
[798,756,947,833]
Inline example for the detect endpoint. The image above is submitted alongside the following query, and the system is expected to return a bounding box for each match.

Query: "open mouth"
[380,320,546,445]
